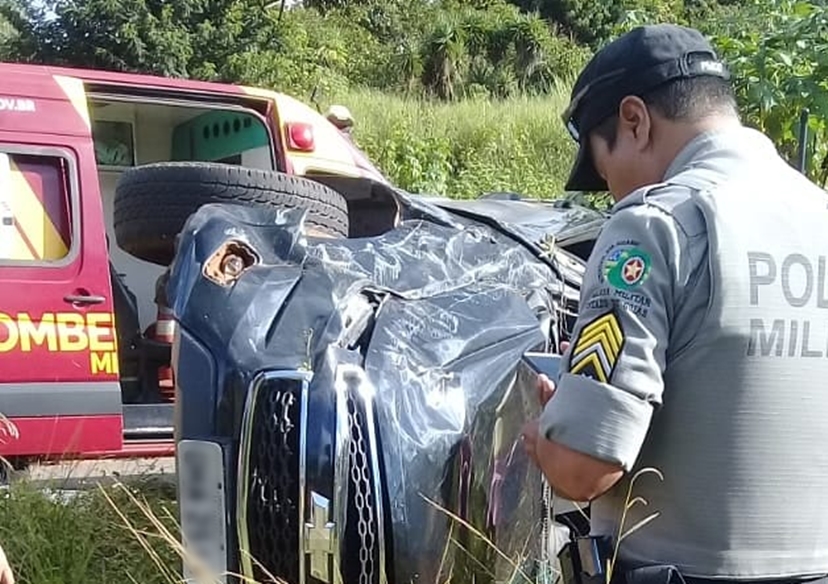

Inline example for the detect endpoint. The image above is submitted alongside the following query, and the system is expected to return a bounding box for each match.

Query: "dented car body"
[171,189,605,584]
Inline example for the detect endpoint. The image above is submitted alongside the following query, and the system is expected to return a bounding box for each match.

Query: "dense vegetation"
[0,0,826,195]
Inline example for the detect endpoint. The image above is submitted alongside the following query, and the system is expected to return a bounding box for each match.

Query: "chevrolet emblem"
[304,491,336,583]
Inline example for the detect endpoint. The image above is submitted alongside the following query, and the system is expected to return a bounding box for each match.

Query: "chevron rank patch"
[569,310,625,384]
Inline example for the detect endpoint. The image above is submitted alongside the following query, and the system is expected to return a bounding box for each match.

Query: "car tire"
[113,162,350,265]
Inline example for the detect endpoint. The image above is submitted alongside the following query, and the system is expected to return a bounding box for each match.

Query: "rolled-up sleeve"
[540,195,689,471]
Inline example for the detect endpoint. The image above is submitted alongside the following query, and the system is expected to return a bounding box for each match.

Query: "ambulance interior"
[89,97,274,333]
[88,95,276,414]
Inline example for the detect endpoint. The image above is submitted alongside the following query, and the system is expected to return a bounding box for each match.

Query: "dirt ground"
[12,456,176,490]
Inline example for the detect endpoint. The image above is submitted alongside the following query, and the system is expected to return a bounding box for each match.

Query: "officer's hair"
[593,76,739,149]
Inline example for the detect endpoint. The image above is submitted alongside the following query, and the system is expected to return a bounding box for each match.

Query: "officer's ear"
[617,95,652,151]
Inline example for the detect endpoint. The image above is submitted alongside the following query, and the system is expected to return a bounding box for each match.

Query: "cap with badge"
[561,23,731,193]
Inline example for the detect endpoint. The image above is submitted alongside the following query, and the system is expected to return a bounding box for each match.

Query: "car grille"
[237,367,387,584]
[238,377,302,584]
[342,392,381,584]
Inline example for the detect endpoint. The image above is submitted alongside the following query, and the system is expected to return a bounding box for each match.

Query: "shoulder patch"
[598,242,652,290]
[568,310,625,384]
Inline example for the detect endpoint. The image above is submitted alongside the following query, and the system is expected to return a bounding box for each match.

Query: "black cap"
[562,24,730,192]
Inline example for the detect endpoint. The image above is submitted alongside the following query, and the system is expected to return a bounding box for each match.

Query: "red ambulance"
[0,61,387,467]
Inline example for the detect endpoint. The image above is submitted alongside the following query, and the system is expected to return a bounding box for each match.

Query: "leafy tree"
[413,0,588,99]
[708,0,828,185]
[222,6,393,98]
[507,0,645,47]
[506,0,732,47]
[0,0,283,80]
[0,12,14,44]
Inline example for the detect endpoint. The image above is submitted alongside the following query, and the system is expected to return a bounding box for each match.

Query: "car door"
[0,69,121,457]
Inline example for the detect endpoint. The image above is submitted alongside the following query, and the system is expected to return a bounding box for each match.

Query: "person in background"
[324,104,355,139]
[522,22,828,584]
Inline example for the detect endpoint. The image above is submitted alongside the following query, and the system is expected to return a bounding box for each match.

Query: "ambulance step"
[123,403,174,440]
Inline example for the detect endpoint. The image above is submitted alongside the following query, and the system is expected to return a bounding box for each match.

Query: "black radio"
[558,534,614,584]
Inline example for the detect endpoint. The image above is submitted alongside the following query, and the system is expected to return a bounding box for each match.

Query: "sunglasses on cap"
[560,68,627,144]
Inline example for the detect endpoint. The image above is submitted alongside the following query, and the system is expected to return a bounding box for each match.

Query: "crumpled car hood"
[415,194,606,247]
[169,199,588,583]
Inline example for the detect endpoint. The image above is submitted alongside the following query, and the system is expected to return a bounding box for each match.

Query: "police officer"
[521,23,828,584]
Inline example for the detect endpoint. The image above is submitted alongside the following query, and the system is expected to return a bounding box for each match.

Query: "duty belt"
[554,509,828,584]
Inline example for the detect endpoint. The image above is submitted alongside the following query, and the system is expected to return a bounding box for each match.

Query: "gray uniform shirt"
[540,125,828,579]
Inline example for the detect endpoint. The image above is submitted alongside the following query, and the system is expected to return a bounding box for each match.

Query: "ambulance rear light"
[286,122,315,152]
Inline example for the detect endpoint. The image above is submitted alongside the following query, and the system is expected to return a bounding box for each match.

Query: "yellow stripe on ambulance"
[8,159,69,261]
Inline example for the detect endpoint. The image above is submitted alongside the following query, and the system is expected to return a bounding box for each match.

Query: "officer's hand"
[537,374,556,406]
[0,544,15,584]
[536,341,568,407]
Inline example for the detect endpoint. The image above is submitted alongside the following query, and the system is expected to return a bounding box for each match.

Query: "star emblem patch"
[601,246,652,290]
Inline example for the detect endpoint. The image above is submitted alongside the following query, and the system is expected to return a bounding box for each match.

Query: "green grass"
[334,85,579,200]
[0,476,555,584]
[0,478,180,584]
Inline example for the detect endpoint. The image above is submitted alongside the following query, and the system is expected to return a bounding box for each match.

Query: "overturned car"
[167,173,605,584]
